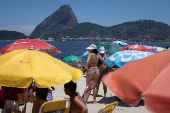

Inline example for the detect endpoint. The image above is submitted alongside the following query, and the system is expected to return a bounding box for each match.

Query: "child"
[64,81,88,113]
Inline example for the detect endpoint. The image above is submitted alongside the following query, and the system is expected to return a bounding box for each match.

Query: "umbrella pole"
[23,88,28,113]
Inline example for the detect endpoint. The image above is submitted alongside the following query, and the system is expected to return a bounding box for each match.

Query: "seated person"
[75,60,82,69]
[82,62,86,70]
[69,62,73,66]
[64,81,88,113]
[32,88,48,113]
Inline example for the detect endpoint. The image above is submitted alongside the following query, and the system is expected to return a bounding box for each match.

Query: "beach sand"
[0,74,151,113]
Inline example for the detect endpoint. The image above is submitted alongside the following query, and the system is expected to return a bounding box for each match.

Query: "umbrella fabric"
[84,56,87,60]
[152,46,167,52]
[141,45,157,53]
[38,46,60,55]
[0,38,61,54]
[63,55,81,61]
[102,50,170,113]
[144,62,170,113]
[105,50,154,67]
[96,42,122,53]
[121,44,151,52]
[79,51,90,57]
[112,40,128,47]
[0,48,82,88]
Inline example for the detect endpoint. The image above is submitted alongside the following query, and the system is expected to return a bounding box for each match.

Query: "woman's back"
[86,53,100,68]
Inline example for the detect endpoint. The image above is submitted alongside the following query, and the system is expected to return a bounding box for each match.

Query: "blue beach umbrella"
[112,40,128,47]
[84,56,87,60]
[105,50,155,68]
[79,51,89,61]
[79,51,90,57]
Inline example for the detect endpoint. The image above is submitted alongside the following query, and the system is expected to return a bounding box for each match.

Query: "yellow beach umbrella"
[0,47,83,88]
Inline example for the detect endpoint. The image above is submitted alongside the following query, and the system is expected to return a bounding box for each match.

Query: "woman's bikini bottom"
[89,67,99,73]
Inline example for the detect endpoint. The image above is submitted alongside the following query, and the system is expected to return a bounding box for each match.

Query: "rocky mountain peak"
[31,5,78,38]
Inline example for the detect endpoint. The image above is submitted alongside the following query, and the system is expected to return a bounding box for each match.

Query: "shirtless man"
[64,81,88,113]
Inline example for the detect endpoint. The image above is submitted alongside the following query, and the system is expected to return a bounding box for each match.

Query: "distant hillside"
[0,30,27,40]
[42,20,170,41]
[109,20,170,41]
[42,22,113,39]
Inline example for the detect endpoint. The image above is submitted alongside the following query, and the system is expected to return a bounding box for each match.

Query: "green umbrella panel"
[96,42,122,53]
[63,55,81,61]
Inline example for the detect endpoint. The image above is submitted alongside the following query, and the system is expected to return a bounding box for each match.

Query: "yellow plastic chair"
[98,101,118,113]
[39,99,70,113]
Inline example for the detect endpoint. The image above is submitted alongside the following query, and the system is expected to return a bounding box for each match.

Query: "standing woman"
[98,46,113,97]
[83,44,105,104]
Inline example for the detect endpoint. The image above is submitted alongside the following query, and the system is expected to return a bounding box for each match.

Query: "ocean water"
[0,40,170,60]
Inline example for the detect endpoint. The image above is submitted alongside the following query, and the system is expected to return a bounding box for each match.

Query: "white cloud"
[0,26,36,35]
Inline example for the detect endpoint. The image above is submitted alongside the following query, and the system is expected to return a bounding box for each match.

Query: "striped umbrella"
[105,50,154,68]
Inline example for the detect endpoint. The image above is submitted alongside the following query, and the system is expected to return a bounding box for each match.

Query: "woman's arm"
[83,54,91,74]
[99,54,105,63]
[97,54,105,69]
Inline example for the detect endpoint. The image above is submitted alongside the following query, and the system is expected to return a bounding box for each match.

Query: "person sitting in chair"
[32,88,48,113]
[64,81,88,113]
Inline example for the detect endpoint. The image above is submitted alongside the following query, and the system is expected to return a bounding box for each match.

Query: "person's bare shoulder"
[76,96,86,104]
[73,96,88,113]
[88,53,93,56]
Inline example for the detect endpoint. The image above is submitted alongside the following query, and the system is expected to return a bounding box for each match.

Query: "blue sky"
[0,0,170,35]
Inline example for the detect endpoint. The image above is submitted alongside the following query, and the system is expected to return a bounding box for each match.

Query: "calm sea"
[0,40,170,60]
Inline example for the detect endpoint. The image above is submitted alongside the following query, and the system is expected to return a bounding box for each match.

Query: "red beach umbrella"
[0,38,61,54]
[102,50,170,113]
[120,44,151,52]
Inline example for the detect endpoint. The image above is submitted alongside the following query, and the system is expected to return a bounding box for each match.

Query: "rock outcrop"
[31,5,78,38]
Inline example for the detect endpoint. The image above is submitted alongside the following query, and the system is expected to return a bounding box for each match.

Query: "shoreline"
[0,39,170,43]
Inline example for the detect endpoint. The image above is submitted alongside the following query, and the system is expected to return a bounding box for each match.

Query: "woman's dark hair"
[36,88,48,99]
[64,81,77,92]
[91,49,98,55]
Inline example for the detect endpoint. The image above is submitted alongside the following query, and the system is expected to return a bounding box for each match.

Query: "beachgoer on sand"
[32,88,48,113]
[75,60,82,69]
[83,44,105,104]
[69,62,73,67]
[98,46,113,97]
[64,81,88,113]
[82,62,86,70]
